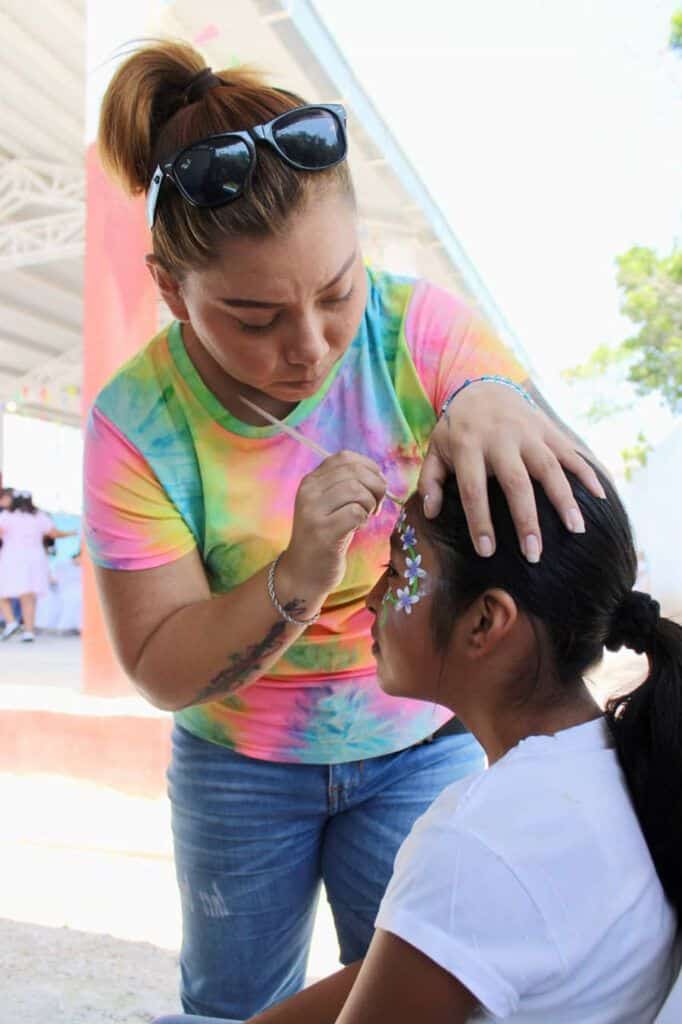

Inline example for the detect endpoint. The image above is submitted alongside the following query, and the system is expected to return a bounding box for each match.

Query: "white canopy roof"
[0,0,525,428]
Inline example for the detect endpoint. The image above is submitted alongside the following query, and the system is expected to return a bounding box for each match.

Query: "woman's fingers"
[487,448,543,562]
[450,447,496,557]
[417,421,451,519]
[551,442,607,500]
[322,478,382,519]
[521,441,587,535]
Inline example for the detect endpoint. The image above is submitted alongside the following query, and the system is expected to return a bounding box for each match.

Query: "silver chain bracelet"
[267,553,321,627]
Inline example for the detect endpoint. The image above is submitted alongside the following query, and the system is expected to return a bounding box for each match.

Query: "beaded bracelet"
[440,375,536,419]
[267,554,320,627]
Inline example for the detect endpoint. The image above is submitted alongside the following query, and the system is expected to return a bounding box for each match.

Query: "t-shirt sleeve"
[375,823,563,1018]
[405,281,527,414]
[84,406,197,571]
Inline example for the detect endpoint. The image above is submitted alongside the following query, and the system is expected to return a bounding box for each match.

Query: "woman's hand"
[281,451,387,598]
[417,381,606,562]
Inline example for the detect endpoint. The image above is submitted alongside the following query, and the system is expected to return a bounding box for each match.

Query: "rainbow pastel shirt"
[84,269,525,763]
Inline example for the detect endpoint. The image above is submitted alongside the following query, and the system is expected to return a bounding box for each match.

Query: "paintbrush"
[238,394,405,507]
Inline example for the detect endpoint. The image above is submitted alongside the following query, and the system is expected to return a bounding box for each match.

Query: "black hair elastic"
[605,590,661,655]
[183,67,222,104]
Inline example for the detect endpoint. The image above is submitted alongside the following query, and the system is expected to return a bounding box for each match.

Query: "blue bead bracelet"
[440,375,535,418]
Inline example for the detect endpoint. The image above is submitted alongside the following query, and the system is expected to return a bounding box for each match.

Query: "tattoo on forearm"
[187,598,309,706]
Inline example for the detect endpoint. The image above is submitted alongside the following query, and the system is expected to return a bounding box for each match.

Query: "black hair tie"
[183,67,223,104]
[605,590,660,655]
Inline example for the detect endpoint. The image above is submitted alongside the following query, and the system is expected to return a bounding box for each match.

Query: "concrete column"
[82,2,160,696]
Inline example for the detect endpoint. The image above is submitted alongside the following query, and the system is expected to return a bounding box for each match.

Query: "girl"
[0,491,75,642]
[155,466,681,1022]
[87,42,603,1018]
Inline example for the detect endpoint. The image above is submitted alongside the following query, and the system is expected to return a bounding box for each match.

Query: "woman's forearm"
[132,560,326,711]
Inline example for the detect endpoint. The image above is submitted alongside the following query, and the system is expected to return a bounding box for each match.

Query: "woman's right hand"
[280,451,387,599]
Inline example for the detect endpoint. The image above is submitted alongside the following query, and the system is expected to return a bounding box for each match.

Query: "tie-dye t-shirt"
[84,268,525,764]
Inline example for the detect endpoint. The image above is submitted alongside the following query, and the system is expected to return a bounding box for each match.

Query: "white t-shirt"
[376,718,677,1022]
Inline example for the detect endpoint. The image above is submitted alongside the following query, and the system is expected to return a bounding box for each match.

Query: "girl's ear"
[464,588,519,657]
[145,256,190,322]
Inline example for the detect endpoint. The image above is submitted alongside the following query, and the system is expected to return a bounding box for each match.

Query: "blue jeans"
[168,724,484,1019]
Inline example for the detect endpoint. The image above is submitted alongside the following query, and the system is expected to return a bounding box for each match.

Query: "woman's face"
[168,189,367,403]
[366,499,446,702]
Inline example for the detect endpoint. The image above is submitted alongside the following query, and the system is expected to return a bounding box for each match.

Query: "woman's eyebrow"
[221,250,356,309]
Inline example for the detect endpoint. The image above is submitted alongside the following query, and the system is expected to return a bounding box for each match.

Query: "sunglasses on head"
[146,103,348,229]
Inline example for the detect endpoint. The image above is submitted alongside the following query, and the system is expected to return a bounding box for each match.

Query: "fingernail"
[596,483,607,499]
[566,507,585,534]
[477,535,494,557]
[524,535,541,563]
[375,499,384,517]
[423,493,434,518]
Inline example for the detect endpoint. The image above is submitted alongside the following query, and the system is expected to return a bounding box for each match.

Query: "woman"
[155,467,681,1023]
[0,491,75,642]
[87,42,604,1018]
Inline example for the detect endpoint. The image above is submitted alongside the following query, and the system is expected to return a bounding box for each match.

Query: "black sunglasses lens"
[175,138,252,204]
[273,109,346,168]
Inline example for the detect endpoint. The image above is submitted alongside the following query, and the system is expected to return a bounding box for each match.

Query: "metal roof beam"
[0,301,80,352]
[5,270,82,327]
[0,211,85,272]
[0,10,83,112]
[0,160,85,220]
[1,68,83,154]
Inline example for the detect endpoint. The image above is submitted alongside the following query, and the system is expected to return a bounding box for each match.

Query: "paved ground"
[0,633,647,1023]
[0,631,82,691]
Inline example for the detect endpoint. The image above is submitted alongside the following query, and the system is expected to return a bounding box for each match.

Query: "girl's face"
[366,502,445,702]
[154,189,367,404]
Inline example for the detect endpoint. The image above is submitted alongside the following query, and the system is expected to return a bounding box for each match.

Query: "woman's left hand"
[417,380,606,563]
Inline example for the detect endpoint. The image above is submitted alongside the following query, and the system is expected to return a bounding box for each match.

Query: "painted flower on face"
[401,525,417,550]
[404,554,426,584]
[395,586,420,614]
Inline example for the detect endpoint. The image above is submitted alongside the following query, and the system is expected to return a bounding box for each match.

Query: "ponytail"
[606,615,682,916]
[97,41,354,273]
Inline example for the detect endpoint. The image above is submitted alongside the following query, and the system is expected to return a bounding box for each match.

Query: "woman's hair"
[10,491,37,514]
[419,469,682,916]
[98,40,355,274]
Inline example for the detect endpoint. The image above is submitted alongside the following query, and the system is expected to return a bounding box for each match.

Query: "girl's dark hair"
[11,491,37,514]
[420,469,682,916]
[98,40,355,275]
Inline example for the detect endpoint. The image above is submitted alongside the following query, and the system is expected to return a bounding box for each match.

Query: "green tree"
[671,8,682,50]
[621,432,654,482]
[563,245,682,415]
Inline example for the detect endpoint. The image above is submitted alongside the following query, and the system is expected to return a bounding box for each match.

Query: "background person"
[0,491,75,642]
[87,42,604,1019]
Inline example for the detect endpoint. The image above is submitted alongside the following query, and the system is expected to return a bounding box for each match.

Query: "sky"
[316,0,682,469]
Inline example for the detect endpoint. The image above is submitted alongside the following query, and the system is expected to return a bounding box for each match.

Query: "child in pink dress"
[0,491,74,642]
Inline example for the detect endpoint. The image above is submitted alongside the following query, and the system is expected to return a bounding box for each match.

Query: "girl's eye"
[322,285,354,306]
[381,561,399,578]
